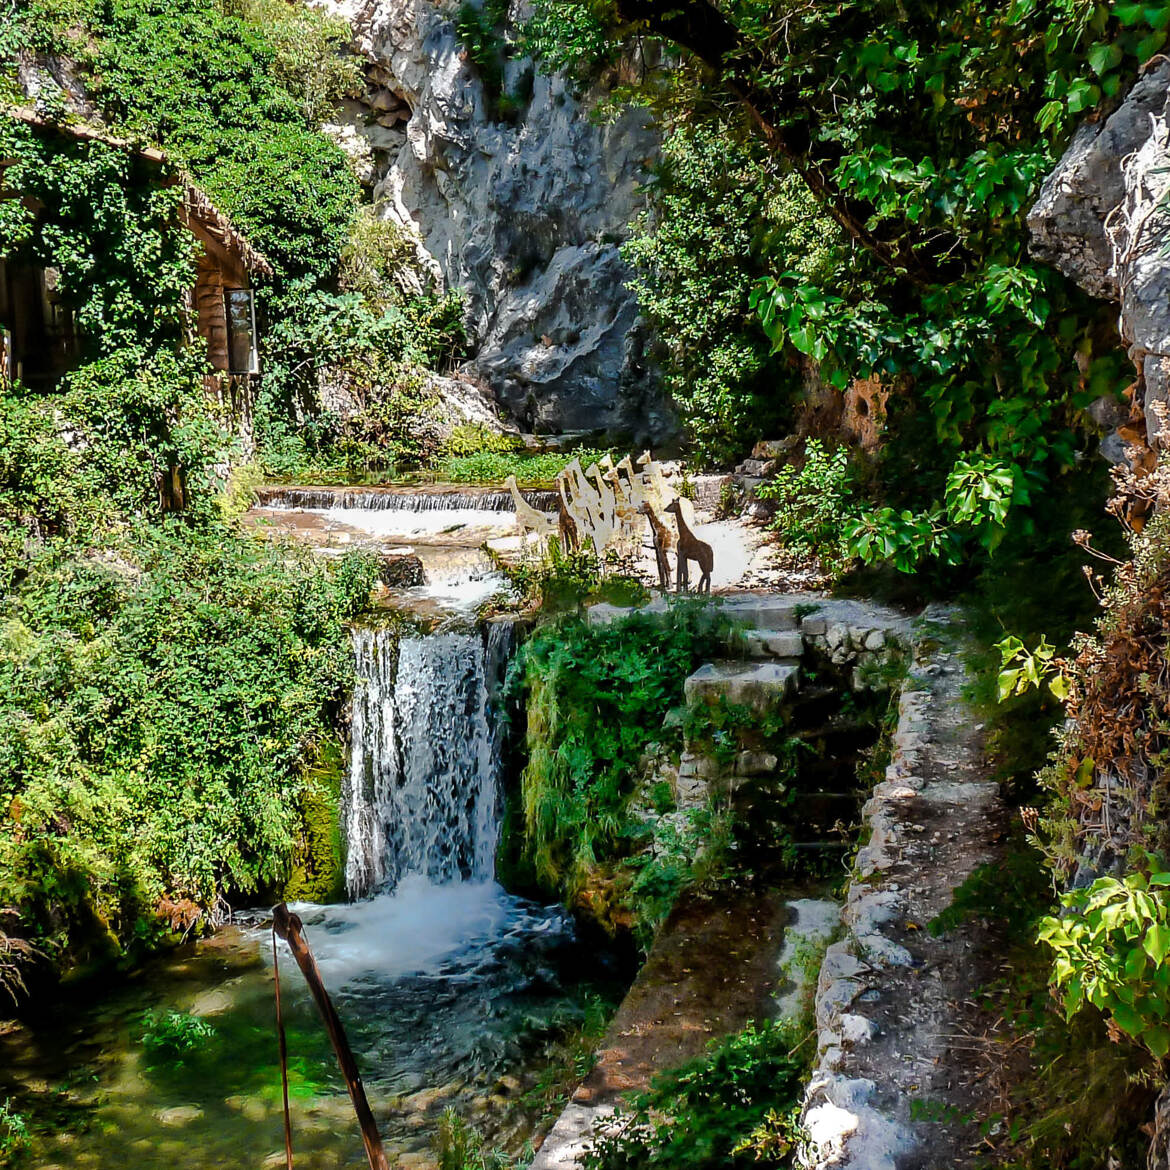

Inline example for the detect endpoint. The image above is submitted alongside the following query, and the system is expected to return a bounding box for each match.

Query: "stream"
[0,496,622,1169]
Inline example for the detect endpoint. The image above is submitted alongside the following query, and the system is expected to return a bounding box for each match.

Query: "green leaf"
[1146,1026,1170,1060]
[1112,1001,1144,1037]
[1145,922,1170,964]
[1125,945,1149,981]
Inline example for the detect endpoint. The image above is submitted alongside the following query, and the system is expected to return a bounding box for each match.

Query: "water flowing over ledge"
[256,485,558,513]
[343,622,516,899]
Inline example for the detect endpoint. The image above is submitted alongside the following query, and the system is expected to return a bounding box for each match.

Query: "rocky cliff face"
[1029,60,1170,453]
[322,0,669,442]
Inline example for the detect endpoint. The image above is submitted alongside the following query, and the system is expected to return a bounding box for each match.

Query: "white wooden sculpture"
[562,458,600,532]
[584,463,617,554]
[615,455,642,508]
[604,467,642,557]
[506,474,557,544]
[543,451,714,592]
[637,449,678,512]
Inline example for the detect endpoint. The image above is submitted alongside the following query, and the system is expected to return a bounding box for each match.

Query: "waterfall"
[343,623,515,899]
[256,486,558,513]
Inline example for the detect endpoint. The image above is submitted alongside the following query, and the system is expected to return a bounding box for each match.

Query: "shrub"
[442,424,523,459]
[583,1020,808,1170]
[755,441,863,577]
[436,1109,514,1170]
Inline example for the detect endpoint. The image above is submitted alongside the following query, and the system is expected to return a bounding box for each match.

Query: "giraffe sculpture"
[640,501,673,591]
[635,451,678,588]
[664,497,713,594]
[556,474,580,552]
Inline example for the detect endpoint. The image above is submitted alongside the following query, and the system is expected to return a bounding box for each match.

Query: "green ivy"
[508,602,731,895]
[0,525,378,968]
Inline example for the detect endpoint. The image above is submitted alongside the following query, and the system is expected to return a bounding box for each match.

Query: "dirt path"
[803,608,1006,1169]
[532,889,837,1170]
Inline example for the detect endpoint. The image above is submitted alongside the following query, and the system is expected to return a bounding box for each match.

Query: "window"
[224,288,259,375]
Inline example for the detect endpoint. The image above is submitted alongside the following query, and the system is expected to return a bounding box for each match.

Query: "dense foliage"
[526,0,1163,570]
[0,0,397,978]
[622,126,834,464]
[508,602,731,903]
[1,526,377,969]
[9,0,470,484]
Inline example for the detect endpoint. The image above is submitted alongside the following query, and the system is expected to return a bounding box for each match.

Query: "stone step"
[684,659,800,711]
[742,627,804,658]
[718,595,808,631]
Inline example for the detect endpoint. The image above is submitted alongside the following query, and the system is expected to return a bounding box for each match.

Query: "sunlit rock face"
[323,0,673,441]
[1029,60,1170,450]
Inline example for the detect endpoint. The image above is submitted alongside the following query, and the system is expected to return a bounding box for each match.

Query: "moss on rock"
[283,740,347,904]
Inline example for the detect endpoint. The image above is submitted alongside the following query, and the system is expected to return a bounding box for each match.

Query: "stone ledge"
[800,606,1000,1170]
[684,660,800,710]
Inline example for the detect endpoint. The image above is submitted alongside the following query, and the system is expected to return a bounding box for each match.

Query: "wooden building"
[0,108,272,401]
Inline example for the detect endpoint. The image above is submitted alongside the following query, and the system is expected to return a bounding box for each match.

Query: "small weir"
[256,485,559,513]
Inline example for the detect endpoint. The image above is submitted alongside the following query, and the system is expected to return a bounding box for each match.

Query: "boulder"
[1029,61,1170,448]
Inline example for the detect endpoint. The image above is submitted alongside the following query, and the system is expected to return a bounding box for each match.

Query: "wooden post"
[271,903,391,1170]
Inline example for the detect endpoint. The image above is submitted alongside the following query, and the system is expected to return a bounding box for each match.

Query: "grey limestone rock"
[321,0,670,441]
[1029,61,1170,447]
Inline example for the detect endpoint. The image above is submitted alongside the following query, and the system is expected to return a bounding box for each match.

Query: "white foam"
[286,877,516,985]
[323,506,516,538]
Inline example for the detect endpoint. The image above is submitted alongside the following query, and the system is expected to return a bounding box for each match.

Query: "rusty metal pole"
[271,928,295,1170]
[272,903,391,1170]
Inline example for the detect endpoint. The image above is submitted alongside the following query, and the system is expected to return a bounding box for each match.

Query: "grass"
[436,448,612,486]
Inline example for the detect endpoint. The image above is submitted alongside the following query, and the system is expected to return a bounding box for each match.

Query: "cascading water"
[256,485,558,512]
[344,622,514,898]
